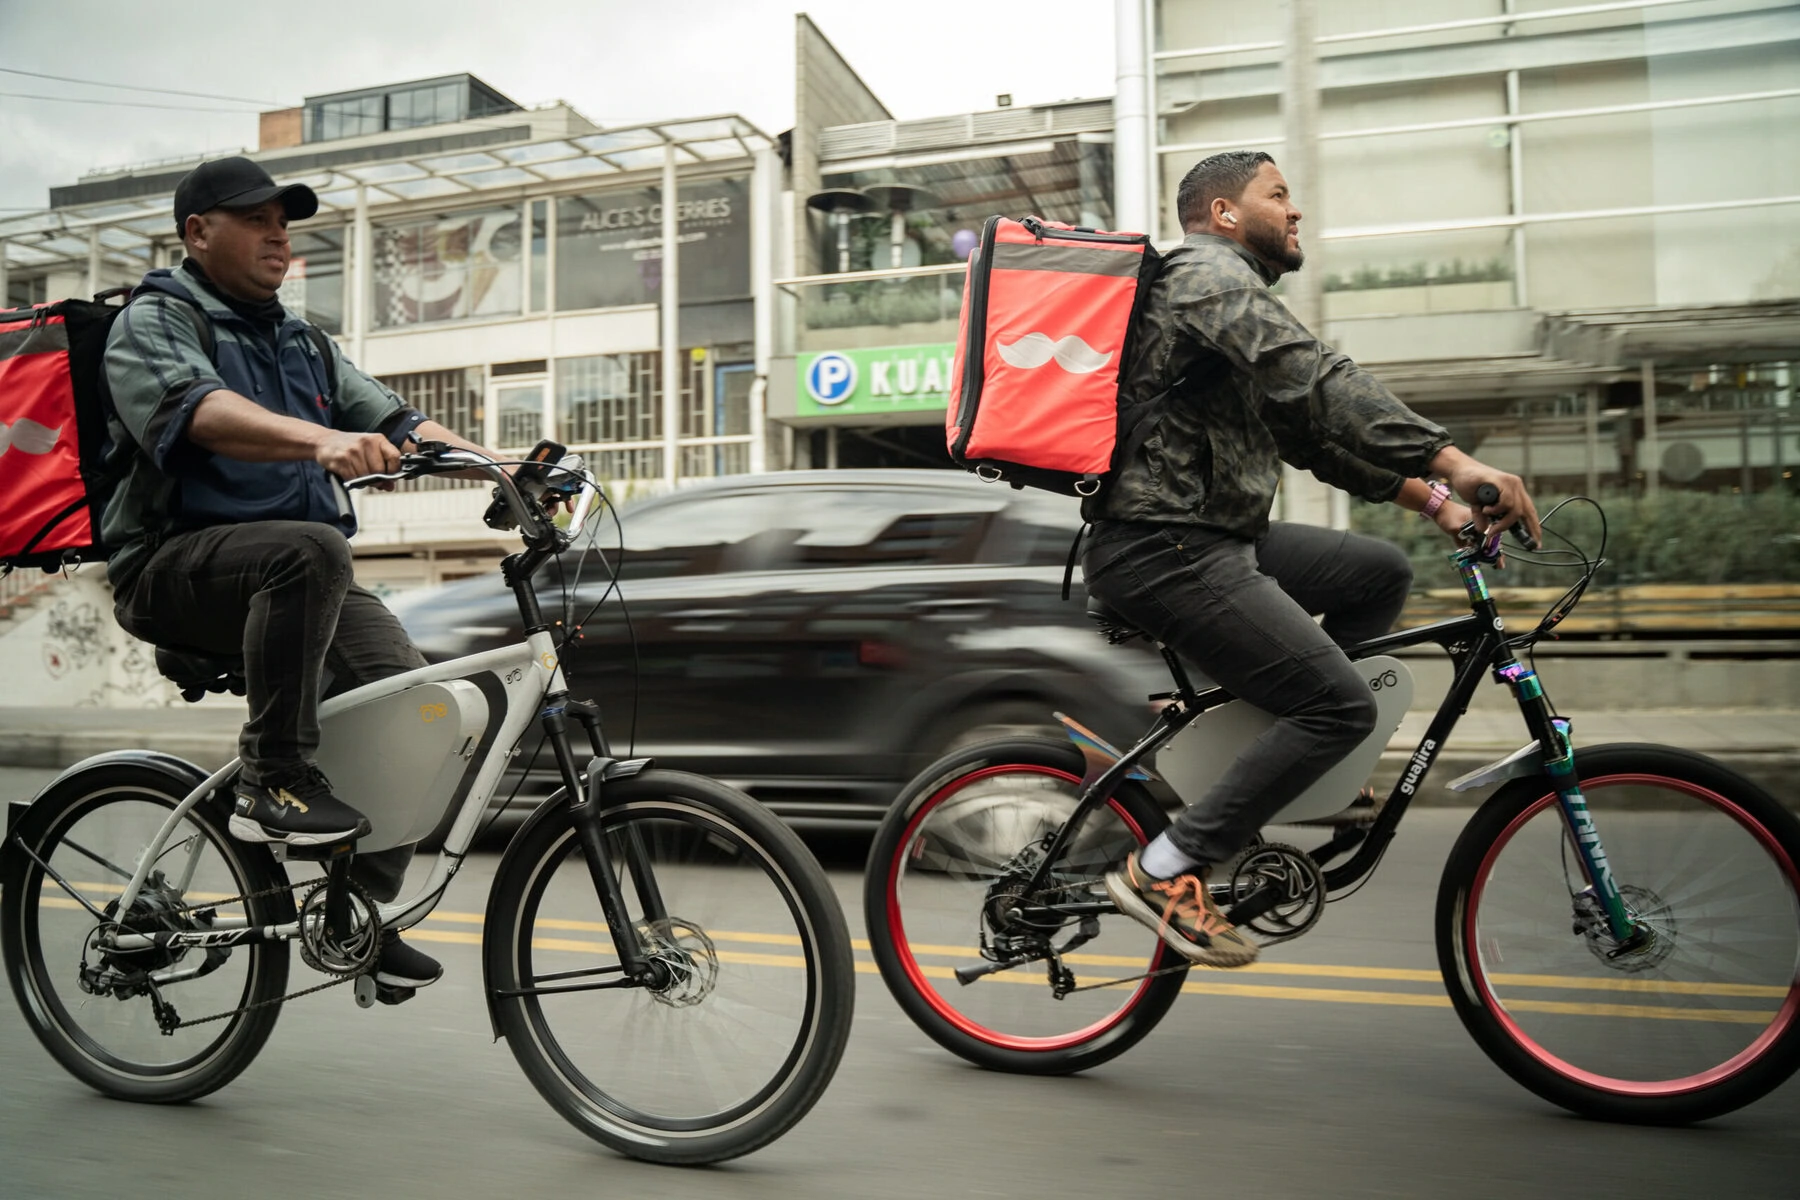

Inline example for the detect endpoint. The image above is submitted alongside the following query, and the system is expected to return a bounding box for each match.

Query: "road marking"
[41,889,1792,1016]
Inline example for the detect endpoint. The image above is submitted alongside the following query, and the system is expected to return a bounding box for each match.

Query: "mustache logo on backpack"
[994,333,1112,375]
[0,418,62,458]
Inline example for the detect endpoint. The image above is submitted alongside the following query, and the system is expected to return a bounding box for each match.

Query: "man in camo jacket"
[1087,150,1542,969]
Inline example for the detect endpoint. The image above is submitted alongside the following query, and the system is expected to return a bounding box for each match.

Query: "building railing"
[1155,0,1719,62]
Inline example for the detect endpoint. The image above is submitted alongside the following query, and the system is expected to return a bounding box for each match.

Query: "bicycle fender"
[1445,741,1544,793]
[1,752,236,882]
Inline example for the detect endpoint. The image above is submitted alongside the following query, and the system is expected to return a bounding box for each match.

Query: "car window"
[611,491,793,577]
[779,489,1004,569]
[983,492,1084,566]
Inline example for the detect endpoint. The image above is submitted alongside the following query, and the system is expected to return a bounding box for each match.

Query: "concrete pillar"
[87,228,102,299]
[1641,359,1659,498]
[750,147,777,474]
[661,143,682,487]
[1585,385,1600,497]
[350,185,371,363]
[1281,0,1323,335]
[1113,0,1150,235]
[1504,1,1528,307]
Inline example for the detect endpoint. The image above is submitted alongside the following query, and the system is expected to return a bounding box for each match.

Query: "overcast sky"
[0,0,1117,214]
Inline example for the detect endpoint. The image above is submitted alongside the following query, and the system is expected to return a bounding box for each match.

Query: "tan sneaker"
[1104,851,1260,968]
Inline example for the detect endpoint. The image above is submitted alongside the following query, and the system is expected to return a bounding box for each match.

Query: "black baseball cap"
[173,156,318,236]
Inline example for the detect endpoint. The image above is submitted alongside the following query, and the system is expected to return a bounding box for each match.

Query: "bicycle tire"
[864,736,1187,1075]
[1437,743,1800,1123]
[1,762,293,1103]
[483,769,854,1164]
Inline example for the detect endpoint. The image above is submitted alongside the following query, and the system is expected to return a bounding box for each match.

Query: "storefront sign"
[796,343,956,417]
[556,178,749,312]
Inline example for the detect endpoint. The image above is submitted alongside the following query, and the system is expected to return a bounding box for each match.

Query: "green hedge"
[1348,489,1800,589]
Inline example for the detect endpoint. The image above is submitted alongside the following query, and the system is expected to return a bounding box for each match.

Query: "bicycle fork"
[541,696,665,989]
[1495,669,1645,953]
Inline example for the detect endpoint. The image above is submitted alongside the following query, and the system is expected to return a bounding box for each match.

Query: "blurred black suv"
[395,469,1165,828]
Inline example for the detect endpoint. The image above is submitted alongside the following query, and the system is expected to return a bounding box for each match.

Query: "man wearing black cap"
[99,156,507,997]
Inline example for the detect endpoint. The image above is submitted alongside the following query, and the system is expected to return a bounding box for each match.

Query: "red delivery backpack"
[0,288,273,574]
[946,215,1160,497]
[0,295,128,572]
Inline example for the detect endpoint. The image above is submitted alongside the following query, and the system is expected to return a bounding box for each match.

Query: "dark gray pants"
[114,521,426,902]
[1082,520,1413,867]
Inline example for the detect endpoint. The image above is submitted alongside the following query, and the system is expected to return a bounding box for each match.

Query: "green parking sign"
[796,344,956,417]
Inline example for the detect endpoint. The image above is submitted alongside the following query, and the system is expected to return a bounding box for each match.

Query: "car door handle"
[668,607,748,632]
[907,598,992,619]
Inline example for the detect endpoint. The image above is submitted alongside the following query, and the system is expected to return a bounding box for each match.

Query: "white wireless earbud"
[1223,212,1238,225]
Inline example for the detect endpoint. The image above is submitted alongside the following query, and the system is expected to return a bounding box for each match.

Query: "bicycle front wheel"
[865,737,1186,1075]
[484,770,854,1165]
[1,762,292,1103]
[1438,744,1800,1123]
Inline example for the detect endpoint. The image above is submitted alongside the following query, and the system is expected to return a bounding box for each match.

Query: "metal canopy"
[0,113,774,276]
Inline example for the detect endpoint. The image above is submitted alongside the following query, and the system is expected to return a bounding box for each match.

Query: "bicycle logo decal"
[419,703,448,723]
[1368,669,1399,692]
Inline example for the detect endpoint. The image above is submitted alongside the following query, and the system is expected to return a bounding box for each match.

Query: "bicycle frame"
[1020,537,1643,946]
[83,452,675,982]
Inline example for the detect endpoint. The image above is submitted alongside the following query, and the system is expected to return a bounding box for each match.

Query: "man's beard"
[1244,216,1304,273]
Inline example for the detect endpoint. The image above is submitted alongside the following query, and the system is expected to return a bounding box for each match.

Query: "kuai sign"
[795,344,955,418]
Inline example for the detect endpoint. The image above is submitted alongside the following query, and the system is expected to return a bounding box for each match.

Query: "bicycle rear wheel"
[1438,744,1800,1123]
[484,770,854,1164]
[864,737,1187,1075]
[1,762,292,1103]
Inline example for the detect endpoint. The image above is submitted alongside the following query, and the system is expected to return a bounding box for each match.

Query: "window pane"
[281,227,345,334]
[555,352,660,445]
[389,89,414,128]
[780,490,997,569]
[377,367,483,445]
[437,83,460,123]
[496,384,543,450]
[371,207,524,328]
[615,492,792,576]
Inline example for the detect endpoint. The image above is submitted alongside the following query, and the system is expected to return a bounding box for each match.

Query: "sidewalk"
[2,704,1795,804]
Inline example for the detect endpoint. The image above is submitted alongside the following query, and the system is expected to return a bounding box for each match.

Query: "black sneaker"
[375,931,443,989]
[230,763,372,847]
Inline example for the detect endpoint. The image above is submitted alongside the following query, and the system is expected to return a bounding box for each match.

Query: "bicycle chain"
[134,877,364,1032]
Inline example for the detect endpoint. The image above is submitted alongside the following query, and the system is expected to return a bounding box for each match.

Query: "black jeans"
[1082,520,1413,867]
[114,521,427,902]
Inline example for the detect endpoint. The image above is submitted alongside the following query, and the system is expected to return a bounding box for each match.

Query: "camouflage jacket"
[1086,233,1452,536]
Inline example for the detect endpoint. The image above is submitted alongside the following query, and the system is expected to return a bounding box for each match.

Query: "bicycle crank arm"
[954,957,1031,986]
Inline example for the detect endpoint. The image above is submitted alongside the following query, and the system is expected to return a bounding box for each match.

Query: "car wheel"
[930,700,1063,758]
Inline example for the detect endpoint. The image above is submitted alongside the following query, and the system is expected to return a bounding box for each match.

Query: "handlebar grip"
[1472,484,1539,552]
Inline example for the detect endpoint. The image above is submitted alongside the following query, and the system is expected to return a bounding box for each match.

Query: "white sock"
[1137,833,1201,879]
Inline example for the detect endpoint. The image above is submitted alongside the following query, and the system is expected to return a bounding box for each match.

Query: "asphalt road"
[2,765,1796,1200]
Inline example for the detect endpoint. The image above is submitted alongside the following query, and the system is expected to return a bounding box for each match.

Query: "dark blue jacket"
[100,265,422,589]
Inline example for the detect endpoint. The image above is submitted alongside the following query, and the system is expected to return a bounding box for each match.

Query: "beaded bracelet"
[1420,481,1451,520]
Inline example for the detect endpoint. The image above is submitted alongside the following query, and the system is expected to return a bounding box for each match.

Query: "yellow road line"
[43,891,1792,1012]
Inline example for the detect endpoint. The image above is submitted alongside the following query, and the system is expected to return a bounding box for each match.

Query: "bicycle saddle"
[154,646,247,704]
[1085,596,1148,645]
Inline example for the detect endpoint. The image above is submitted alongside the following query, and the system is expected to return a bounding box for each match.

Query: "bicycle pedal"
[375,984,416,1007]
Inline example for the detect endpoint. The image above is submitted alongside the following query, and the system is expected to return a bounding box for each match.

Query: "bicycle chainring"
[297,877,382,977]
[1224,842,1326,945]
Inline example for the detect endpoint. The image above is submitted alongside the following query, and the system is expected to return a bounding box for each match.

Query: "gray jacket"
[1089,233,1452,535]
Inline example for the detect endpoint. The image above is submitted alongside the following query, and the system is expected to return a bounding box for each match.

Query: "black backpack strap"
[302,324,339,398]
[1061,522,1091,602]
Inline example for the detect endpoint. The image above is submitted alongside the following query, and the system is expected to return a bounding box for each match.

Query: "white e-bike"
[0,442,855,1165]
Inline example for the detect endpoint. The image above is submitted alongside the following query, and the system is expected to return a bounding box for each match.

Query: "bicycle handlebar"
[1472,483,1540,554]
[343,443,601,548]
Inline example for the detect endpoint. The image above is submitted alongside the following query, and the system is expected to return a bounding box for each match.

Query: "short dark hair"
[1175,151,1276,230]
